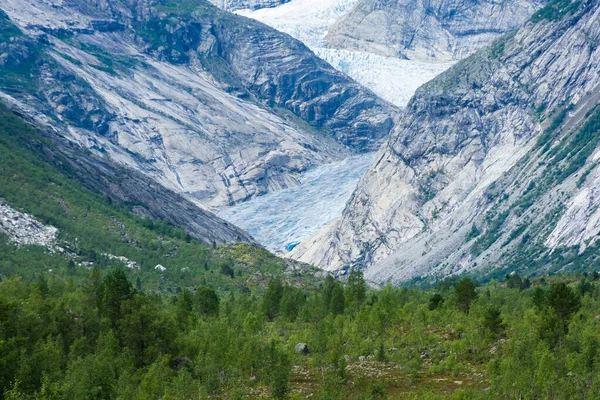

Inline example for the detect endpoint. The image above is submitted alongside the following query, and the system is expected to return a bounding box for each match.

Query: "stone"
[295,343,310,355]
[0,201,58,248]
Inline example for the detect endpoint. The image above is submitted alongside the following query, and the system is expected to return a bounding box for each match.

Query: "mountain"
[234,0,456,108]
[0,96,323,301]
[0,0,398,207]
[208,0,290,11]
[325,0,548,62]
[293,0,600,283]
[0,99,252,244]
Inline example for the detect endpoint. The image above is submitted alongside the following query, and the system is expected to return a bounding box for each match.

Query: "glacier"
[215,153,374,252]
[314,48,453,108]
[227,0,454,253]
[236,0,357,48]
[236,0,453,107]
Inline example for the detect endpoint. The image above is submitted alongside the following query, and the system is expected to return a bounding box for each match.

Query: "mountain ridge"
[293,0,600,283]
[0,0,398,207]
[325,0,549,62]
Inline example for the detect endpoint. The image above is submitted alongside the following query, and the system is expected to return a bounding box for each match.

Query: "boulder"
[295,343,309,355]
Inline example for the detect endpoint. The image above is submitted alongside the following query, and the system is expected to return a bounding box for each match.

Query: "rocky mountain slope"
[326,0,548,62]
[293,0,600,283]
[0,100,252,244]
[0,0,398,207]
[0,200,59,248]
[235,0,454,108]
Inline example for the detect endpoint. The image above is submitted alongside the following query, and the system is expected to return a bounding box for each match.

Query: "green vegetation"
[465,224,481,242]
[0,10,22,40]
[472,106,600,262]
[2,264,600,398]
[489,31,517,60]
[0,102,319,294]
[549,107,600,185]
[155,0,203,15]
[513,106,600,216]
[531,0,581,22]
[471,211,509,256]
[0,12,42,92]
[2,97,600,398]
[72,43,141,75]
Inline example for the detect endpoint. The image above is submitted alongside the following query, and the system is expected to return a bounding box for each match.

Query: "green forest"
[1,266,600,399]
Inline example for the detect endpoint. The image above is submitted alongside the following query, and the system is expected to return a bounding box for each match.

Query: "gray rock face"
[293,1,600,283]
[0,0,398,207]
[326,0,548,61]
[208,0,290,12]
[295,343,310,354]
[1,98,253,244]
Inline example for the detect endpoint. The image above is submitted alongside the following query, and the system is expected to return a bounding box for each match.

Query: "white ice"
[236,0,453,107]
[227,0,454,252]
[236,0,357,48]
[215,153,374,252]
[315,48,453,107]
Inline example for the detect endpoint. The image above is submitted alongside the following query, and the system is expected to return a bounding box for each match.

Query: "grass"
[531,0,581,23]
[0,103,319,295]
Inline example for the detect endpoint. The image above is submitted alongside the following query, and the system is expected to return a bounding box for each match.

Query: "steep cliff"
[0,99,253,244]
[293,0,600,283]
[326,0,548,62]
[0,0,397,207]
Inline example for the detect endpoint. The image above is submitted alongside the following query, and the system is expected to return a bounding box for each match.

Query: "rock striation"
[0,99,254,244]
[325,0,548,62]
[0,0,398,207]
[293,0,600,283]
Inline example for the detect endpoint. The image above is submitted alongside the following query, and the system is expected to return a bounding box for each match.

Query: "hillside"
[293,0,600,284]
[0,100,322,295]
[2,257,600,398]
[0,0,398,207]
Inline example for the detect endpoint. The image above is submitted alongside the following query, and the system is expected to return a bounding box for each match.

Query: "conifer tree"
[346,268,366,310]
[195,286,220,317]
[263,278,283,321]
[455,277,478,314]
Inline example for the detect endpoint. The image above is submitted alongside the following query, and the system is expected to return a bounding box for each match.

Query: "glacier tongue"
[229,0,454,252]
[215,153,374,253]
[315,49,453,107]
[236,0,453,107]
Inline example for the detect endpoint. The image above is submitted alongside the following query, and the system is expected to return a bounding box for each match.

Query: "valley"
[235,0,454,107]
[1,0,600,399]
[216,152,374,253]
